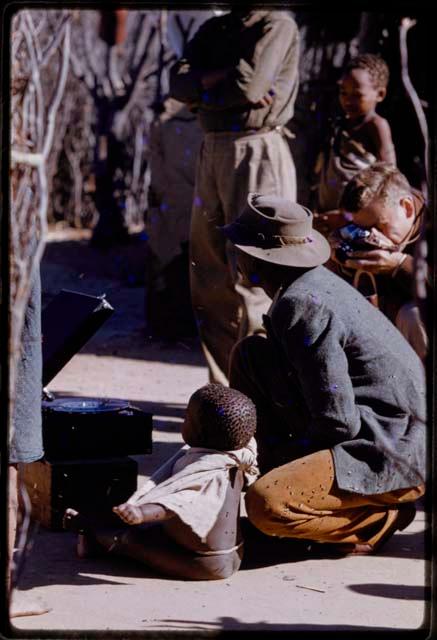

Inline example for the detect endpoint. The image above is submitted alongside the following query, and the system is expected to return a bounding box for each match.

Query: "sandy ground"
[9,227,431,636]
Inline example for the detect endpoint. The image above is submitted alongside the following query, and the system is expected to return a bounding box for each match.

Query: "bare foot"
[10,589,51,618]
[63,508,90,533]
[63,508,103,558]
[113,503,145,525]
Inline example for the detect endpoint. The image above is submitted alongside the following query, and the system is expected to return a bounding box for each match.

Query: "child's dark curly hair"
[344,53,390,90]
[188,383,256,451]
[339,162,412,212]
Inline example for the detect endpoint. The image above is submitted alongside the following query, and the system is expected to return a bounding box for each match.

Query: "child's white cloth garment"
[126,438,259,541]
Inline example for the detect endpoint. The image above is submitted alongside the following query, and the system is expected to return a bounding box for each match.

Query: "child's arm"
[367,117,396,164]
[113,502,174,526]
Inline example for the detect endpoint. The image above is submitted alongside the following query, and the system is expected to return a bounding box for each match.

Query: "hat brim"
[221,223,331,268]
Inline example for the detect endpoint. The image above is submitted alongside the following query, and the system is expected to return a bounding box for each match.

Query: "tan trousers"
[245,449,424,546]
[190,129,296,384]
[230,335,424,547]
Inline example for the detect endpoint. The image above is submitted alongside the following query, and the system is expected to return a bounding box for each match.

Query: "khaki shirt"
[169,10,299,133]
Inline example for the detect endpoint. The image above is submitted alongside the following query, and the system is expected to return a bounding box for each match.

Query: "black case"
[21,456,138,530]
[42,397,153,459]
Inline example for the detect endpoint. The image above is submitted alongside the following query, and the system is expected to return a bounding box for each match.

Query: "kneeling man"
[222,193,426,554]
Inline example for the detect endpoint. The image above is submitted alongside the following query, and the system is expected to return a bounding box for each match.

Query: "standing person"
[314,54,396,235]
[169,9,299,384]
[145,96,203,340]
[8,267,49,617]
[223,193,426,554]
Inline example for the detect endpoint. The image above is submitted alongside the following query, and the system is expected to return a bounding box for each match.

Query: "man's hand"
[343,250,406,275]
[254,91,274,108]
[329,225,403,273]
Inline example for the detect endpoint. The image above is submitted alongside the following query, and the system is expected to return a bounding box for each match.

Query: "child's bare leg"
[63,508,241,580]
[63,508,124,557]
[109,526,243,581]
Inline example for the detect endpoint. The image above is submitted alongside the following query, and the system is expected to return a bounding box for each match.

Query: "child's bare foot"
[63,509,103,558]
[63,508,90,533]
[113,503,145,525]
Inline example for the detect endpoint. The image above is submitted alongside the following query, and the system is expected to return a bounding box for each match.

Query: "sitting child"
[315,53,396,234]
[64,383,259,580]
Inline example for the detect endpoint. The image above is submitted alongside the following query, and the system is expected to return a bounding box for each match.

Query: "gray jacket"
[169,11,299,133]
[266,266,426,494]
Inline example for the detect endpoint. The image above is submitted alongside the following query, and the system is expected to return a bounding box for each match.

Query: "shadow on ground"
[239,521,427,567]
[42,231,149,284]
[348,583,431,600]
[136,618,431,635]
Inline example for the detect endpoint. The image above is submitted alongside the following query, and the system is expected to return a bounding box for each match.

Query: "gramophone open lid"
[42,289,114,386]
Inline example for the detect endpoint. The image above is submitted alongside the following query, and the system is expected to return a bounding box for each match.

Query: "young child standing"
[315,53,396,232]
[64,384,259,581]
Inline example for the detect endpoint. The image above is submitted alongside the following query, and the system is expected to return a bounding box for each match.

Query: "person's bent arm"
[169,19,214,104]
[205,19,299,109]
[170,17,299,112]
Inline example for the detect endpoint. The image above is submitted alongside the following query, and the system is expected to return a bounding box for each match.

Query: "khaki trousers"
[190,129,296,384]
[246,449,424,546]
[230,335,424,547]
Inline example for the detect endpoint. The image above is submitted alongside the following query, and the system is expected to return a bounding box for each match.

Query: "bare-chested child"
[63,384,259,580]
[315,53,396,234]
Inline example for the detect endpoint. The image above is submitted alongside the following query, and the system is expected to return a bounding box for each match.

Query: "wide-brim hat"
[220,193,331,267]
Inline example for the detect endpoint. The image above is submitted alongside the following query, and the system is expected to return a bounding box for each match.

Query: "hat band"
[272,234,314,246]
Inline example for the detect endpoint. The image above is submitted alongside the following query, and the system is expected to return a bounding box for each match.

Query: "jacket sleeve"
[169,20,211,104]
[170,17,299,111]
[205,18,299,109]
[278,297,361,448]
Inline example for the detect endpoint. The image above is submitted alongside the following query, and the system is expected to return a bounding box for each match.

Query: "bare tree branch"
[9,10,73,408]
[399,17,429,197]
[40,13,70,66]
[11,150,44,166]
[22,11,45,149]
[42,20,71,160]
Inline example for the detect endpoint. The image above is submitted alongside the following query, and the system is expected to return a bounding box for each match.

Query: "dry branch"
[9,10,72,419]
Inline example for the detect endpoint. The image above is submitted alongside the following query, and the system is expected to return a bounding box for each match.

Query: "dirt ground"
[9,226,431,636]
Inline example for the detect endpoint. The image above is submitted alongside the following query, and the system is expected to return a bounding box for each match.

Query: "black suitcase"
[42,396,153,459]
[21,456,138,530]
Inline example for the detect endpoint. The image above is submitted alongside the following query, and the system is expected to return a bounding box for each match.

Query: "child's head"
[182,383,256,451]
[339,54,389,119]
[339,162,415,236]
